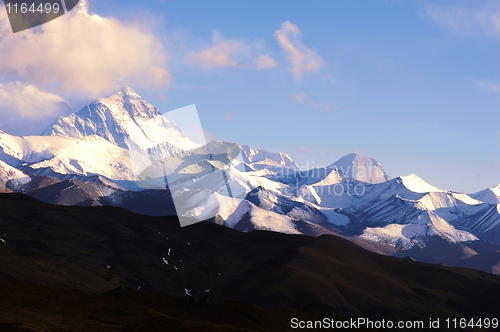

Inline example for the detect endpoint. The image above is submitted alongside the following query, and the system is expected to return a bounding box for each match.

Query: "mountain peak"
[240,145,299,170]
[121,86,139,96]
[39,87,199,152]
[470,183,500,204]
[94,86,159,118]
[99,86,141,101]
[330,153,390,184]
[399,174,442,193]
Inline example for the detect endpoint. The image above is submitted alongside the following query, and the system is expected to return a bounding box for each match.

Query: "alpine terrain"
[1,87,500,275]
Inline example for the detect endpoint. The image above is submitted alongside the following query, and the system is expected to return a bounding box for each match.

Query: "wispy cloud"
[288,91,350,116]
[296,146,311,154]
[225,111,236,122]
[0,0,170,98]
[0,82,69,118]
[288,91,308,103]
[322,105,334,113]
[187,32,245,68]
[322,104,356,118]
[187,32,278,70]
[253,55,279,69]
[473,78,500,93]
[274,21,325,81]
[425,3,500,36]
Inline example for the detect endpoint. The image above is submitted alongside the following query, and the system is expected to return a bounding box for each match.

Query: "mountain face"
[330,153,390,184]
[40,87,199,152]
[0,130,145,182]
[471,184,500,204]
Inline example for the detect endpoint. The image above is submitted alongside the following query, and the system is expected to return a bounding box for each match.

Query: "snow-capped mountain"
[40,87,199,153]
[0,159,30,184]
[240,145,300,172]
[287,173,500,245]
[0,88,203,186]
[330,153,390,184]
[0,130,148,182]
[2,87,500,273]
[399,173,441,193]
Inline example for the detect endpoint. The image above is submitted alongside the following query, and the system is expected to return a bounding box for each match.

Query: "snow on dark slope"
[0,160,30,190]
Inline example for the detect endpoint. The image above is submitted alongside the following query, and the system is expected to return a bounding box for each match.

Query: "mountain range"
[1,87,500,275]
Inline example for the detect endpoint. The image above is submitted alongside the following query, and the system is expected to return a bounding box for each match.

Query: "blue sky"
[0,0,499,193]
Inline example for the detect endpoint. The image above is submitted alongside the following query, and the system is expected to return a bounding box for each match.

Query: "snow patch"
[318,208,350,226]
[225,200,300,234]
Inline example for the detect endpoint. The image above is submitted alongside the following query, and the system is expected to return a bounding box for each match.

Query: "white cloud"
[0,0,171,97]
[187,32,245,68]
[274,21,325,81]
[0,82,69,118]
[253,55,278,69]
[187,31,278,70]
[425,3,500,36]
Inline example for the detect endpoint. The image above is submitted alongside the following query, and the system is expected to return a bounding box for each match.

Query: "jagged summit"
[240,145,300,170]
[39,87,199,152]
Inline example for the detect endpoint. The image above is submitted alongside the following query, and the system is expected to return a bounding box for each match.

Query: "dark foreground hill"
[25,178,500,275]
[0,193,500,331]
[0,280,336,332]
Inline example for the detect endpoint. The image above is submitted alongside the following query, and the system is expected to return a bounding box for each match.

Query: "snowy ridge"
[240,145,300,171]
[224,200,301,234]
[360,211,478,249]
[276,173,490,247]
[0,160,31,189]
[400,174,442,193]
[470,184,500,204]
[0,131,149,181]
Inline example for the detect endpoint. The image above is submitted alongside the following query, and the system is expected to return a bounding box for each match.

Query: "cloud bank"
[0,82,69,119]
[0,0,171,97]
